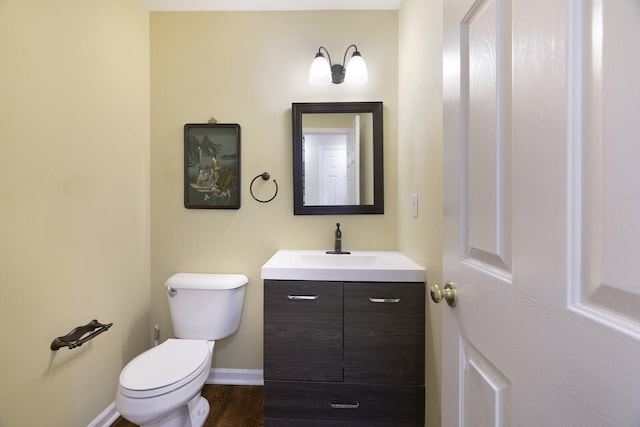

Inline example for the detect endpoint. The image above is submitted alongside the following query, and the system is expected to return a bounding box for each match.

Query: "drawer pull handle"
[369,297,401,303]
[287,295,319,300]
[330,402,360,409]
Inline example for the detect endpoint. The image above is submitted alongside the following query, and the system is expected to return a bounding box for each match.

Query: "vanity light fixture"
[308,44,368,86]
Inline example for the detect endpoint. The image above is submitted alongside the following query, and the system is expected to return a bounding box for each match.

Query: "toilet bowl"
[116,339,213,426]
[115,273,248,427]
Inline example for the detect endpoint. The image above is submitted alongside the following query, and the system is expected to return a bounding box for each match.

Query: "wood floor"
[111,385,264,427]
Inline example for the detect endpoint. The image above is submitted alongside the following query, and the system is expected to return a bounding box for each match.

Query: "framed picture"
[184,123,241,209]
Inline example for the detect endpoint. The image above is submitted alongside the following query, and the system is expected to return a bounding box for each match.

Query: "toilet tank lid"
[166,273,248,290]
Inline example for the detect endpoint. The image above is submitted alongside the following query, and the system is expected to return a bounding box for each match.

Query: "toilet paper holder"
[50,319,113,351]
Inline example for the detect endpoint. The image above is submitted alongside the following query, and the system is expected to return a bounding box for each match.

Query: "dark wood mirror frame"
[292,102,384,215]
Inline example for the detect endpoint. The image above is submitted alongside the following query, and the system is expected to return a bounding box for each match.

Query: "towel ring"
[250,172,278,203]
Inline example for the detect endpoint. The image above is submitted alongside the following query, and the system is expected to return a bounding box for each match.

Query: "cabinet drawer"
[264,381,425,426]
[344,282,425,384]
[264,280,343,382]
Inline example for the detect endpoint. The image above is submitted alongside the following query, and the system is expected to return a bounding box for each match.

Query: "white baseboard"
[89,368,264,426]
[206,368,264,385]
[87,402,120,427]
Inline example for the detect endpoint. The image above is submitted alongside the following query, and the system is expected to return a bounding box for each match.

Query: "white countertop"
[261,250,426,282]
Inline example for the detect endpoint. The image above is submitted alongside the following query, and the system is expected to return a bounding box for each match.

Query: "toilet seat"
[119,339,210,399]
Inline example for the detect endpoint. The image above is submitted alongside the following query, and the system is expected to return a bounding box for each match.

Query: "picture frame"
[184,123,241,209]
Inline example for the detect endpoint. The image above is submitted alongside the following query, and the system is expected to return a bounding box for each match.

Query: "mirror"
[292,102,384,215]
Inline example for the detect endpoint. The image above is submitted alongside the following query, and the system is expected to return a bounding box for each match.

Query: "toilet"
[116,273,248,427]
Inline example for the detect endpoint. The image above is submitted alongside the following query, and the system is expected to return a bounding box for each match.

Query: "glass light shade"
[309,54,331,86]
[344,53,368,86]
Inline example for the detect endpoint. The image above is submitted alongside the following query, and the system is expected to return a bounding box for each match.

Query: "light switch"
[412,193,418,217]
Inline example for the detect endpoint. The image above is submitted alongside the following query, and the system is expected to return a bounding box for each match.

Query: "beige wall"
[0,1,150,426]
[398,0,444,426]
[149,11,399,369]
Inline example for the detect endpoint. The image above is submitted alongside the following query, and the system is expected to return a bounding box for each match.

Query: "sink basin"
[261,250,426,282]
[299,253,386,267]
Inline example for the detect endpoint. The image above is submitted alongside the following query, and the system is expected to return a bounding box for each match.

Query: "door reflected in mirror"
[293,102,383,215]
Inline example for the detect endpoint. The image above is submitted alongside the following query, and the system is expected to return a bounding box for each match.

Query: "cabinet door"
[264,280,343,382]
[344,282,425,384]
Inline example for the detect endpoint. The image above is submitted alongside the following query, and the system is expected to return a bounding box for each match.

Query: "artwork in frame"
[184,123,241,209]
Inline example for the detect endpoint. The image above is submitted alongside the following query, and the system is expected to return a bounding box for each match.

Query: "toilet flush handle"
[167,287,177,297]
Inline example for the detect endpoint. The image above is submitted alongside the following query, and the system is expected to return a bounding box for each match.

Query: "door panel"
[573,0,640,333]
[463,0,512,276]
[462,339,510,427]
[443,0,640,426]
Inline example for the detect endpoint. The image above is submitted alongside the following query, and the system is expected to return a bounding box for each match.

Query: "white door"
[440,0,640,426]
[319,144,347,205]
[347,114,361,204]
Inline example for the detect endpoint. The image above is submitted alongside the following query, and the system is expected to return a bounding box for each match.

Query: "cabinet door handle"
[369,297,401,303]
[330,402,360,409]
[287,295,319,300]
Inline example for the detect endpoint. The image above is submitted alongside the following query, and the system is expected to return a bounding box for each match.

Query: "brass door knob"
[430,282,457,307]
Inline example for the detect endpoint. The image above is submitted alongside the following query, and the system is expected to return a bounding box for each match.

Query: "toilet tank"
[165,273,248,340]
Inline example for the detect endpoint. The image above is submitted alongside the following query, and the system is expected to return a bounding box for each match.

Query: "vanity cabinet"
[264,279,425,426]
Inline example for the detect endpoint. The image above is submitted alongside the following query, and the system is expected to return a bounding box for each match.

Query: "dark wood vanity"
[263,279,425,426]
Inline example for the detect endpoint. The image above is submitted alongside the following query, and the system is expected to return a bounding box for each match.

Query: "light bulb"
[309,53,331,86]
[344,52,368,86]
